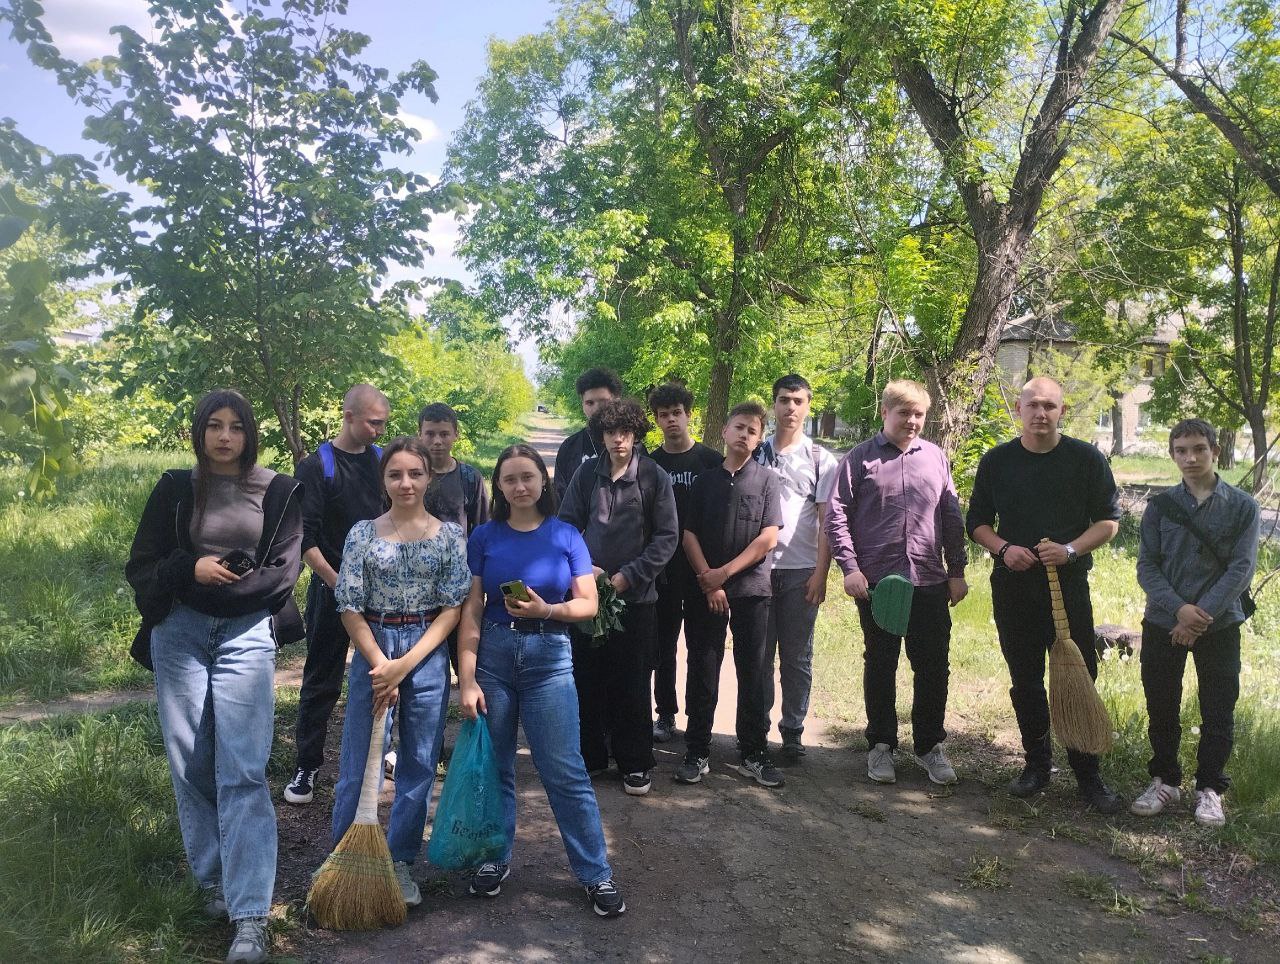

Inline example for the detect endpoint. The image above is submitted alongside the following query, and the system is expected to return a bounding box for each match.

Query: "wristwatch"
[1065,544,1078,564]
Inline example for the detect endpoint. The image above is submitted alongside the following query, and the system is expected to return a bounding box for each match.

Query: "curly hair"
[575,367,624,398]
[589,397,651,444]
[648,382,694,414]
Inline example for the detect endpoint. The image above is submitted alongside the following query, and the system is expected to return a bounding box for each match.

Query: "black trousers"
[294,576,349,771]
[1141,620,1240,793]
[653,568,699,718]
[990,566,1101,781]
[856,582,951,756]
[572,602,657,775]
[683,593,772,760]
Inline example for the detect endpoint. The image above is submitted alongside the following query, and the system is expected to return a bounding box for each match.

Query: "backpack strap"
[1150,492,1256,617]
[320,440,381,482]
[808,442,821,503]
[459,461,480,525]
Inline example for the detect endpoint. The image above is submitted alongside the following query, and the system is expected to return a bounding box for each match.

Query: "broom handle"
[1043,562,1073,645]
[354,706,389,824]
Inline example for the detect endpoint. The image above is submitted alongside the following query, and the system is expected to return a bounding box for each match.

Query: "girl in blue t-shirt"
[457,443,626,917]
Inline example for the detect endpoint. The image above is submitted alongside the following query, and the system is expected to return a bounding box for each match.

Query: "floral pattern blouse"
[335,520,471,615]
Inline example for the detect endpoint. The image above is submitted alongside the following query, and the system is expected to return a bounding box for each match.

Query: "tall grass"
[0,453,185,702]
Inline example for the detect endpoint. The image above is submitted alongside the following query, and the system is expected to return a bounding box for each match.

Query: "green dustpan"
[871,574,914,636]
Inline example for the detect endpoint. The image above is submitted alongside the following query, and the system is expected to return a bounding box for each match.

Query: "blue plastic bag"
[427,715,507,870]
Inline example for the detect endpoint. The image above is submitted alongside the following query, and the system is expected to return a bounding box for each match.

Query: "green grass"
[813,542,1280,864]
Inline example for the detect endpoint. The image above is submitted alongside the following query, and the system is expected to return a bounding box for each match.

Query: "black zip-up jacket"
[126,469,304,647]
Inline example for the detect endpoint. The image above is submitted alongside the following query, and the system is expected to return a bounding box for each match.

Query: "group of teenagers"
[125,368,1260,964]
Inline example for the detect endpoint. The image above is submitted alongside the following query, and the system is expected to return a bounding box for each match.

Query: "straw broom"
[1044,557,1114,756]
[308,707,406,930]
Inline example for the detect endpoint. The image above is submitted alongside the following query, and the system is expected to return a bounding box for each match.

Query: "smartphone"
[499,579,531,602]
[218,549,256,577]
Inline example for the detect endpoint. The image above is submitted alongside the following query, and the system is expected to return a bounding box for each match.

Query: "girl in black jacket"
[126,390,302,964]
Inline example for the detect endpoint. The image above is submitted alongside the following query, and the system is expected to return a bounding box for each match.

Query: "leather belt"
[364,609,442,626]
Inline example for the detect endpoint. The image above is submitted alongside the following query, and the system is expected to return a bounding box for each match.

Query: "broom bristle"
[308,822,406,931]
[1049,638,1114,755]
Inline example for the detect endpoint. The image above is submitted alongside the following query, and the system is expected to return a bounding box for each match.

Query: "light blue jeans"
[765,567,820,735]
[477,621,612,886]
[331,622,449,864]
[151,603,277,922]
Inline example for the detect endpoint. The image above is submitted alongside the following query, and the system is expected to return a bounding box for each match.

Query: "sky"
[0,0,560,368]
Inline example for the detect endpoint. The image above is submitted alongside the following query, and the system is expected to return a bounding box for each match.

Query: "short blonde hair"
[881,379,931,412]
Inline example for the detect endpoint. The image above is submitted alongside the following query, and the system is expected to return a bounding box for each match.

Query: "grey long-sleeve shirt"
[1136,477,1260,631]
[558,453,679,604]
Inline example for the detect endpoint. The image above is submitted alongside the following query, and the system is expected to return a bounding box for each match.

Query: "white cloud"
[41,0,152,59]
[396,110,440,146]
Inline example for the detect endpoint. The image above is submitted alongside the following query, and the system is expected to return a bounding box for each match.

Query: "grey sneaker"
[736,752,784,788]
[225,917,268,964]
[867,743,896,784]
[393,861,422,907]
[1130,778,1181,817]
[1195,788,1226,827]
[915,743,958,785]
[652,715,675,743]
[673,753,710,784]
[201,885,227,919]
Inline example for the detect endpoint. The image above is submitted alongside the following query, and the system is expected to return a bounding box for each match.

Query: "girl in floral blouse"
[330,436,471,909]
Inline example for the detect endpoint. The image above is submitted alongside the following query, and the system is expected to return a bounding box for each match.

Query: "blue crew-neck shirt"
[467,516,593,623]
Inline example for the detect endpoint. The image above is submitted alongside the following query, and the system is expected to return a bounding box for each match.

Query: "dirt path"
[280,658,1273,963]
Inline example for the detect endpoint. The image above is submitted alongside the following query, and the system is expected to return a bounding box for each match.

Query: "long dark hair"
[491,443,556,522]
[191,389,259,527]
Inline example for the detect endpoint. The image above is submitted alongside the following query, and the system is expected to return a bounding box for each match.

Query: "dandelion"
[115,588,125,595]
[1112,731,1120,741]
[16,490,24,499]
[1120,653,1131,662]
[1191,726,1201,735]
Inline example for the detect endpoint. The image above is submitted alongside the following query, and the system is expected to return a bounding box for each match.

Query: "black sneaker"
[283,767,317,804]
[586,878,626,917]
[673,752,710,784]
[652,715,675,743]
[779,730,805,764]
[622,771,652,796]
[737,752,785,788]
[1007,765,1050,798]
[468,861,510,897]
[1078,777,1123,815]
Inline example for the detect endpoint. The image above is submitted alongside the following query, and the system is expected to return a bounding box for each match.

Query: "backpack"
[318,439,382,482]
[755,439,822,502]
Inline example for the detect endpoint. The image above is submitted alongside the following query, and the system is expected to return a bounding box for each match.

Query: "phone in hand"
[218,549,256,577]
[499,579,531,602]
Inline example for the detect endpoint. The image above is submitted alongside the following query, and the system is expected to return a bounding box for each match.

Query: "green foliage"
[0,182,77,498]
[5,0,466,462]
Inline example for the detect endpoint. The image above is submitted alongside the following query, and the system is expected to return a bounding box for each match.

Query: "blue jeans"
[765,567,819,735]
[477,621,612,886]
[331,623,449,864]
[151,603,277,922]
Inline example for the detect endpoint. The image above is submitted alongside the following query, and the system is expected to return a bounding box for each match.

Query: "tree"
[1080,107,1279,489]
[4,0,462,462]
[836,0,1128,453]
[0,181,76,497]
[448,0,849,443]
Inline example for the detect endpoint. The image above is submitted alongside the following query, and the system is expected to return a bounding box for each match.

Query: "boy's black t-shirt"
[424,461,490,535]
[294,444,383,571]
[649,441,724,529]
[685,458,783,598]
[965,434,1121,571]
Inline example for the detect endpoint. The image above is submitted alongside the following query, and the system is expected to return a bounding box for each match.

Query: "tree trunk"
[1218,427,1237,469]
[1110,393,1125,455]
[923,227,1027,454]
[1246,406,1268,491]
[270,392,306,465]
[702,354,731,452]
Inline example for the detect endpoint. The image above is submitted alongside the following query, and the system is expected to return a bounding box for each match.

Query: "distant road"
[525,411,569,476]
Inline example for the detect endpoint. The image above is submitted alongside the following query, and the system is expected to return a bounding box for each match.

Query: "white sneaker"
[915,743,958,785]
[867,743,896,784]
[225,917,268,964]
[1194,788,1226,828]
[1130,778,1181,816]
[384,750,397,780]
[393,860,422,907]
